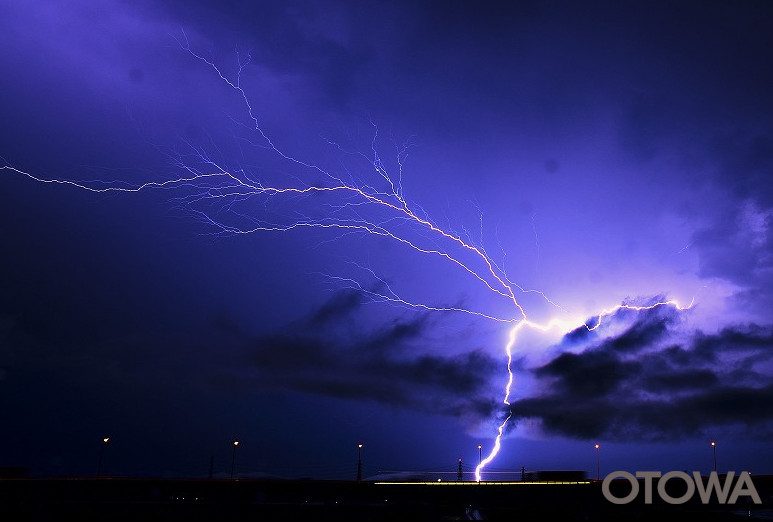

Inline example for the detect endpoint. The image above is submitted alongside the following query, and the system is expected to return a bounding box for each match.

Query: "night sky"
[2,1,773,481]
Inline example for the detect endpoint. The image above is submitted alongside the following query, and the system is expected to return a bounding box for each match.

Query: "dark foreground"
[1,475,772,521]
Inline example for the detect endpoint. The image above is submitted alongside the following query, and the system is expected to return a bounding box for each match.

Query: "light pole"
[477,444,482,482]
[231,440,239,479]
[711,441,717,473]
[97,437,109,478]
[594,444,600,480]
[357,443,363,482]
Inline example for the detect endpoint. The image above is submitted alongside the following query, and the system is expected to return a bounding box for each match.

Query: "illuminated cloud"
[510,312,773,441]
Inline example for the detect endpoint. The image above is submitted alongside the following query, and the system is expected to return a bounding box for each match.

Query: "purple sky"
[2,0,773,480]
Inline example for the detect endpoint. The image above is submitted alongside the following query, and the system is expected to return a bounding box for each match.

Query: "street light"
[711,441,717,472]
[594,444,600,480]
[357,443,363,482]
[97,437,110,478]
[231,440,239,479]
[477,445,483,483]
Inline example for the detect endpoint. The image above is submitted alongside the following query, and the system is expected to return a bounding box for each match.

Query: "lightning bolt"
[473,298,694,482]
[1,33,696,482]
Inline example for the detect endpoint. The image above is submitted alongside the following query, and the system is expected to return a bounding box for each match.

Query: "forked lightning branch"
[0,33,695,481]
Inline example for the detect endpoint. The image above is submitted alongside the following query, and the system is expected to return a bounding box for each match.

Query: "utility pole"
[357,443,363,482]
[231,440,239,479]
[477,444,483,483]
[97,437,109,478]
[458,458,463,481]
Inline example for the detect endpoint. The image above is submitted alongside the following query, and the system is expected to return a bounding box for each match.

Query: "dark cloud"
[640,368,719,394]
[306,289,363,326]
[510,316,773,441]
[693,324,773,354]
[596,304,679,353]
[226,291,500,418]
[686,131,773,311]
[535,350,639,399]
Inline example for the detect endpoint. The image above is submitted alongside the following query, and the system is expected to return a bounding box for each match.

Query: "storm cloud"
[218,290,501,419]
[511,311,773,441]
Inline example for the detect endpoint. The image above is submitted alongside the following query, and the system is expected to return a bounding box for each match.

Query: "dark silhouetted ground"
[1,474,771,520]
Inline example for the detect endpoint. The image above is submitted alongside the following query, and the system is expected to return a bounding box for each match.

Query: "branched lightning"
[1,33,696,482]
[473,298,694,482]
